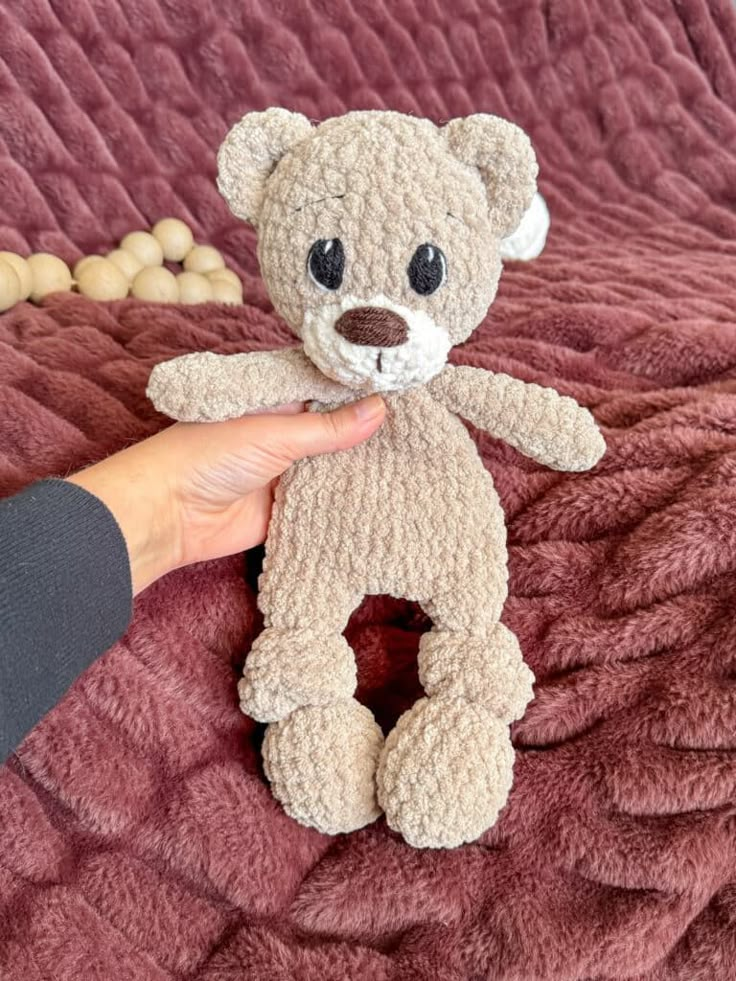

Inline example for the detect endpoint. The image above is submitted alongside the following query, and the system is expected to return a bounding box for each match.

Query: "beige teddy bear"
[147,109,605,849]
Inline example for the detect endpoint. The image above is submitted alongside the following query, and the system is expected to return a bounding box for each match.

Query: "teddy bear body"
[251,382,527,851]
[271,386,504,599]
[148,109,605,848]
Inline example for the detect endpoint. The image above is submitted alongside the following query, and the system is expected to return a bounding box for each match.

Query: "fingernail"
[352,395,385,422]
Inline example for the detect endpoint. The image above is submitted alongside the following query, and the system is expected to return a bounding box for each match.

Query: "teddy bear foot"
[238,627,357,723]
[263,699,384,835]
[376,696,515,849]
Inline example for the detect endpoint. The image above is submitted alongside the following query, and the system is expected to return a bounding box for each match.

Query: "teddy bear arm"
[428,364,605,472]
[146,346,349,422]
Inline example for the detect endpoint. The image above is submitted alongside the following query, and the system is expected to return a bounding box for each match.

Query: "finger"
[278,395,385,461]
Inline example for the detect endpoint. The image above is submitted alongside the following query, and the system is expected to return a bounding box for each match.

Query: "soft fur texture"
[221,111,530,351]
[149,109,605,848]
[1,0,736,976]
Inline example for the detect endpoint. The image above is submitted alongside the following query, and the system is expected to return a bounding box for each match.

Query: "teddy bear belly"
[269,436,508,598]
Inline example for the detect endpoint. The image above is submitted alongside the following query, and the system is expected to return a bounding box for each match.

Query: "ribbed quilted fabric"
[1,1,736,978]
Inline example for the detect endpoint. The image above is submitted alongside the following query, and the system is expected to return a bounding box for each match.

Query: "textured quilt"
[2,1,736,978]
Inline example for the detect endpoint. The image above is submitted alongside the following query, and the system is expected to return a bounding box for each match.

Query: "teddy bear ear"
[217,108,313,225]
[444,114,538,237]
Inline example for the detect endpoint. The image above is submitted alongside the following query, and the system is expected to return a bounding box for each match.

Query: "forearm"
[0,480,132,759]
[430,365,605,471]
[147,346,349,422]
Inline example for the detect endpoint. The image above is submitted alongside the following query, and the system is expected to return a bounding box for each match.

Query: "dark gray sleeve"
[0,479,133,759]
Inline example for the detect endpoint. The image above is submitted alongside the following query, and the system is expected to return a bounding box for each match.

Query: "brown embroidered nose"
[334,307,409,347]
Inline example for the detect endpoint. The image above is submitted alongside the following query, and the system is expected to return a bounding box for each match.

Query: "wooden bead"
[120,231,164,267]
[0,252,32,300]
[76,258,129,301]
[152,218,194,262]
[177,271,214,304]
[73,255,105,279]
[207,267,242,292]
[0,259,21,311]
[211,279,242,305]
[184,244,225,274]
[131,266,179,303]
[107,248,143,280]
[27,253,73,302]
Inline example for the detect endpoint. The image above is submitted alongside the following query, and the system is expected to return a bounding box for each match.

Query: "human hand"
[68,395,385,595]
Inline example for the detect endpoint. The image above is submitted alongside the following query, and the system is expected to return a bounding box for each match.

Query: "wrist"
[67,449,182,595]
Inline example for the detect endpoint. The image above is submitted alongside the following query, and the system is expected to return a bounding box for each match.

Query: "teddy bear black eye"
[307,239,345,291]
[407,243,447,296]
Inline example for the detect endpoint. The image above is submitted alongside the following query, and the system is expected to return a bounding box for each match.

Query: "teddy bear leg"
[242,572,384,834]
[377,589,535,848]
[239,576,361,724]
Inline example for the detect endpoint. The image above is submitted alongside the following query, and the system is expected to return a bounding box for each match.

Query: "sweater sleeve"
[0,479,133,759]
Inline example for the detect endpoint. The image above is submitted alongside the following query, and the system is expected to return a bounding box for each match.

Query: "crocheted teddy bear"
[147,109,605,849]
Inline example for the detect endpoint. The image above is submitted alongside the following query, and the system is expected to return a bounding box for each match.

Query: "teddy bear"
[147,108,605,849]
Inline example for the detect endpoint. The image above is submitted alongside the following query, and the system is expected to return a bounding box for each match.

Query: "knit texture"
[222,110,527,346]
[0,479,132,755]
[1,0,736,976]
[150,108,603,848]
[151,353,601,847]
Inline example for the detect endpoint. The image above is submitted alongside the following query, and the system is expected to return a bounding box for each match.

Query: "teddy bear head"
[217,109,537,392]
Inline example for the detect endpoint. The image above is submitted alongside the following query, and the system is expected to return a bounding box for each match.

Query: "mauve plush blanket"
[2,1,736,978]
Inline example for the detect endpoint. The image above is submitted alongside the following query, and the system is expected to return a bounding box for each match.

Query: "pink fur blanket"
[2,1,736,978]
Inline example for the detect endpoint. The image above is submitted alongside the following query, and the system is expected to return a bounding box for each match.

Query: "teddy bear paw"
[376,696,515,848]
[238,627,357,723]
[263,699,384,835]
[147,353,222,422]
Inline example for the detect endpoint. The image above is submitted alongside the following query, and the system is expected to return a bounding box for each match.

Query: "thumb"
[280,395,386,461]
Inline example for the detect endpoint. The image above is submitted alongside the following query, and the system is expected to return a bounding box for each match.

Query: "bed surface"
[1,1,736,977]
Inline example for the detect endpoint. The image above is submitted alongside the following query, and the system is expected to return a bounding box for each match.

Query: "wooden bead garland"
[76,258,129,301]
[153,218,194,262]
[0,259,21,311]
[210,279,242,305]
[0,252,31,300]
[0,219,244,311]
[27,253,73,302]
[120,231,164,268]
[183,244,225,274]
[177,271,214,304]
[107,249,143,280]
[73,255,104,279]
[131,267,179,302]
[207,267,242,293]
